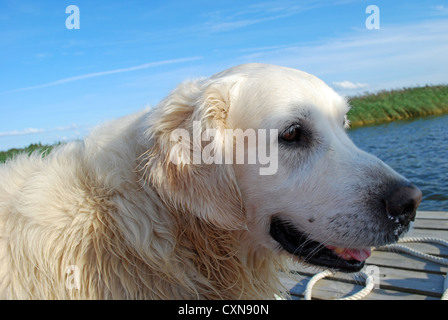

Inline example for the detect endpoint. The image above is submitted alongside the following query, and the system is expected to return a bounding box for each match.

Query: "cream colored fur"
[0,65,288,299]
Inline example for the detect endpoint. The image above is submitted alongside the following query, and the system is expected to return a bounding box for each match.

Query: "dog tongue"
[345,248,371,262]
[326,246,372,262]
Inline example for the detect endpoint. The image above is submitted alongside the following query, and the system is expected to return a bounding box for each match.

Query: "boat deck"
[280,211,448,300]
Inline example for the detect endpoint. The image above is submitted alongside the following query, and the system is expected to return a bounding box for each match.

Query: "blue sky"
[0,0,447,150]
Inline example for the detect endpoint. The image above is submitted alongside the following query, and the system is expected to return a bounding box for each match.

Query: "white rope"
[304,270,374,300]
[385,237,448,300]
[384,237,448,266]
[340,272,375,300]
[304,269,334,300]
[304,236,448,300]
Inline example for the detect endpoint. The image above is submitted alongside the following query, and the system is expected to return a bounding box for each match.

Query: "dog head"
[141,63,422,272]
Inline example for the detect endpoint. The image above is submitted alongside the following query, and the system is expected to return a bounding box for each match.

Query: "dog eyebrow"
[279,107,316,132]
[299,109,312,119]
[286,108,312,122]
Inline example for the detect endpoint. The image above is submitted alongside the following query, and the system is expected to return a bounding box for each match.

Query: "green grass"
[0,142,58,164]
[347,85,448,128]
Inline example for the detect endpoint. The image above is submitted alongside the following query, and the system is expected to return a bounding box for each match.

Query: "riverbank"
[2,85,448,162]
[347,85,448,128]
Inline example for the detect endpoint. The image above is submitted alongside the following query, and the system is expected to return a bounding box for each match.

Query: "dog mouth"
[269,216,371,272]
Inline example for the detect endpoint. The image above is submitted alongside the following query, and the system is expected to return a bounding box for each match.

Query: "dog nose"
[384,183,422,225]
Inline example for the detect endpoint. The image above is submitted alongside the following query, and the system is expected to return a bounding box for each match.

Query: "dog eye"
[280,124,304,144]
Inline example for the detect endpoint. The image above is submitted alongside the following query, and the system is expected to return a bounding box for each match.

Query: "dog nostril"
[384,183,422,224]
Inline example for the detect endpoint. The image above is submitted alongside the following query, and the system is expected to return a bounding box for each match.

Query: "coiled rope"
[304,237,448,300]
[304,269,375,300]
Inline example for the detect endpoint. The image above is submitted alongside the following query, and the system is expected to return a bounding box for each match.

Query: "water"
[348,114,448,212]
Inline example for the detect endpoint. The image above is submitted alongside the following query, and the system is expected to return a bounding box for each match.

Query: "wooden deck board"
[280,211,448,300]
[280,273,439,300]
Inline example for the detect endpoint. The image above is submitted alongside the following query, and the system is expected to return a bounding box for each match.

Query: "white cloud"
[433,5,448,15]
[35,52,53,59]
[53,124,80,131]
[203,0,360,33]
[233,19,448,94]
[0,124,86,138]
[0,128,45,137]
[3,56,202,94]
[332,81,369,90]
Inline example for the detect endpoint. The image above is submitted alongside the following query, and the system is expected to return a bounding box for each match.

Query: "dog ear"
[140,79,245,230]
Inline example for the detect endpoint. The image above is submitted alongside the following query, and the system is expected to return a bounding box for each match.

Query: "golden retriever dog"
[0,64,422,299]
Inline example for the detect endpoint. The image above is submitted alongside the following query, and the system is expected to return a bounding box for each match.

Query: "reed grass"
[0,142,57,163]
[347,85,448,128]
